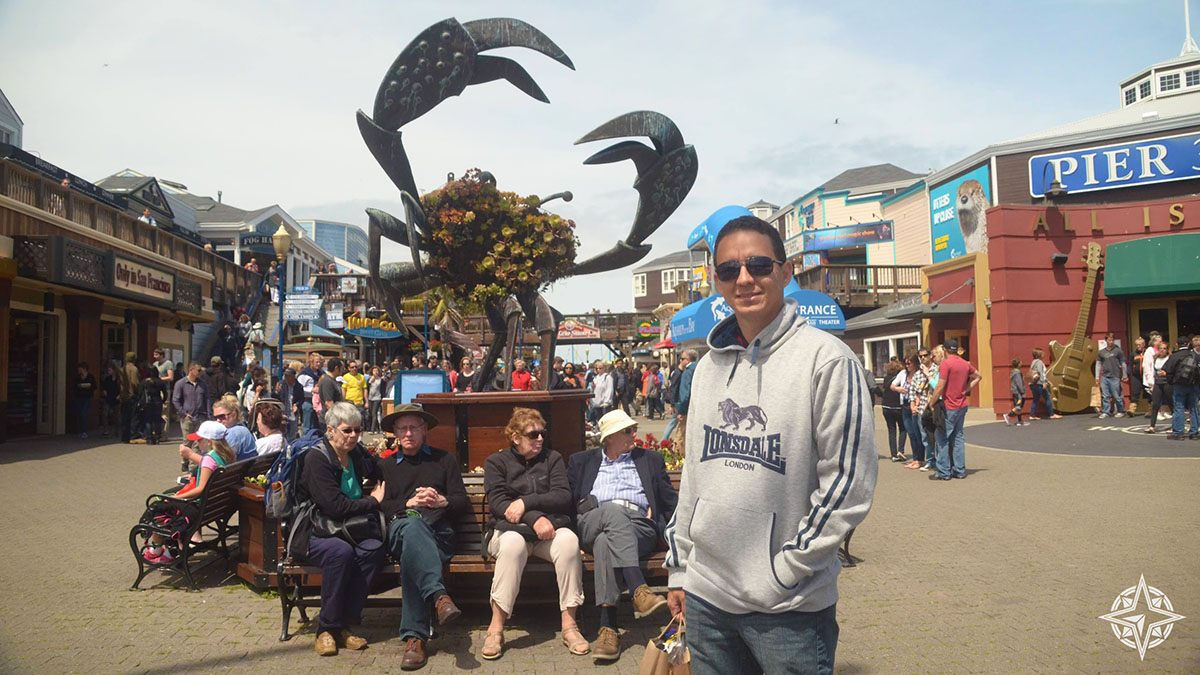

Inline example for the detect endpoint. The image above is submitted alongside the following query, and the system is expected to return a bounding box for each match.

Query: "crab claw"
[371,17,574,132]
[569,111,698,276]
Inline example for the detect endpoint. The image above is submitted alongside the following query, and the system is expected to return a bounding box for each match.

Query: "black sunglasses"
[523,429,547,440]
[338,426,364,435]
[714,256,784,282]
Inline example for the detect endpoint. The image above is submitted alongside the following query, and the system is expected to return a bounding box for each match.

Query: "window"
[633,273,647,297]
[862,332,921,380]
[1187,69,1200,87]
[1123,87,1136,105]
[1160,73,1180,92]
[661,269,676,294]
[0,129,10,144]
[1139,80,1151,99]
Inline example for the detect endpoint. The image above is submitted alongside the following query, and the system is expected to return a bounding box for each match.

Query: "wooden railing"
[0,161,263,309]
[446,311,659,346]
[794,264,923,306]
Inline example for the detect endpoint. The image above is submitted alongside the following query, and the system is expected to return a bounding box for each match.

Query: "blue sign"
[929,164,991,263]
[802,220,893,252]
[1029,131,1200,197]
[291,285,311,294]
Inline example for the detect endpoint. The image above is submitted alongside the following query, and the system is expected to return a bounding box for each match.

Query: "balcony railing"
[794,264,923,307]
[0,160,263,309]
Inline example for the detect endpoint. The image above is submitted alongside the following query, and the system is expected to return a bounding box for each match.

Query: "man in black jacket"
[567,409,678,661]
[204,356,236,406]
[377,404,469,670]
[1163,335,1200,440]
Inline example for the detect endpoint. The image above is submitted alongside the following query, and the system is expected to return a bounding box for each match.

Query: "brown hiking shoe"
[400,637,427,670]
[435,594,461,625]
[591,626,620,661]
[315,631,337,656]
[632,584,668,619]
[337,629,367,650]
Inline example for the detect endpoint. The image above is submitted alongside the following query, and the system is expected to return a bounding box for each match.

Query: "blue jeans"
[686,592,838,675]
[1100,376,1124,415]
[1172,384,1200,435]
[1029,383,1054,417]
[386,516,455,641]
[663,414,679,441]
[935,406,968,478]
[901,407,924,463]
[301,401,315,434]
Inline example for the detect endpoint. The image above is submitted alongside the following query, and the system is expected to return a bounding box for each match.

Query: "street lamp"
[272,223,292,382]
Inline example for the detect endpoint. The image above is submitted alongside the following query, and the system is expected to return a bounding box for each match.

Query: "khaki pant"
[486,528,584,616]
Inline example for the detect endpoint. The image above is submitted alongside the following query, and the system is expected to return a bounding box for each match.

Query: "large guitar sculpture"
[1046,242,1104,413]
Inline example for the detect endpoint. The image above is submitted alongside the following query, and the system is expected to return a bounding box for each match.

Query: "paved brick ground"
[0,408,1196,673]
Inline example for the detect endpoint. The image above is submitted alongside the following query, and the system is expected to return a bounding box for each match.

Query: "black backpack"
[1174,350,1199,386]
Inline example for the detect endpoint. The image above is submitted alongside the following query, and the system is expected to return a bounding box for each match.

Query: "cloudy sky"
[1,1,1190,312]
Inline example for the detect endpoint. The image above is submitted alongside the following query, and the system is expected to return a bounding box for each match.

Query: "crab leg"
[569,111,697,276]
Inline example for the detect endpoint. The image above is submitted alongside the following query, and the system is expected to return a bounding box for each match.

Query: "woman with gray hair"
[295,402,388,656]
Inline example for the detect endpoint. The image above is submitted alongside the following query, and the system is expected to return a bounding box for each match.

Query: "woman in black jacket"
[296,402,387,656]
[480,407,587,660]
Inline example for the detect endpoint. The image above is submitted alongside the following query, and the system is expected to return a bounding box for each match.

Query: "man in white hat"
[567,409,677,661]
[246,321,267,365]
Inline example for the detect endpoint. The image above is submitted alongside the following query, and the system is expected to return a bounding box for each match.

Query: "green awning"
[1105,233,1200,297]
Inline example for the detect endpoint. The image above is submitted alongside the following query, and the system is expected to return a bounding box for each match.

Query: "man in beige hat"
[567,409,677,661]
[376,403,469,670]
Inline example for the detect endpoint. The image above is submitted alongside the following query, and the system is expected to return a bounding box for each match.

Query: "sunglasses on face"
[714,256,784,282]
[919,353,931,358]
[214,413,231,421]
[338,426,364,435]
[624,427,638,435]
[523,429,546,440]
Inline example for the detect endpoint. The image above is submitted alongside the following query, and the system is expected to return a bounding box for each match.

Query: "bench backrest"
[196,452,279,525]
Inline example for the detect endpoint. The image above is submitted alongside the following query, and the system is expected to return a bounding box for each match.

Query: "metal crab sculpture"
[358,17,697,391]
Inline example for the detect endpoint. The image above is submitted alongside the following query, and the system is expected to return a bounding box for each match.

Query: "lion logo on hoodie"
[718,398,768,431]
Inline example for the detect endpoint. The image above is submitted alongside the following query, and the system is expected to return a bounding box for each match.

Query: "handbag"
[309,507,385,549]
[638,614,689,675]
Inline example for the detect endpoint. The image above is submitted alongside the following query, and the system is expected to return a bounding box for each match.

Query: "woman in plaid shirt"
[903,353,932,470]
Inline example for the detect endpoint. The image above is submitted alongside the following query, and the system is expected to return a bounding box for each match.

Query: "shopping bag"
[639,615,689,675]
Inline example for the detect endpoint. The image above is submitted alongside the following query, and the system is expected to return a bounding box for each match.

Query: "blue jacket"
[677,362,697,415]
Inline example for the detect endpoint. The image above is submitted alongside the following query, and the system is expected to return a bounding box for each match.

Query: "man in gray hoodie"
[664,215,877,674]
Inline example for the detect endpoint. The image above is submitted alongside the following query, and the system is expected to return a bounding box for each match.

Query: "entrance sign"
[1030,131,1200,198]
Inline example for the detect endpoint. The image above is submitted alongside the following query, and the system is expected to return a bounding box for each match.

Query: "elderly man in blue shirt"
[567,409,678,661]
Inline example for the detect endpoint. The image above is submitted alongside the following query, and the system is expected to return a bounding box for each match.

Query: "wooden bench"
[276,473,679,641]
[129,452,278,591]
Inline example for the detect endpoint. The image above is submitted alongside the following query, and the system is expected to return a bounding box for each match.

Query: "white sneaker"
[1159,412,1170,421]
[1003,413,1012,426]
[1098,413,1110,419]
[919,465,930,472]
[80,432,88,439]
[1114,412,1125,418]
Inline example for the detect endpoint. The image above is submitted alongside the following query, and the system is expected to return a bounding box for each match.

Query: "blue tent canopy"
[687,205,754,252]
[670,283,844,344]
[670,293,734,344]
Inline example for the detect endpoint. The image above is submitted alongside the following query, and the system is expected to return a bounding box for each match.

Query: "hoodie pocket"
[689,498,787,608]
